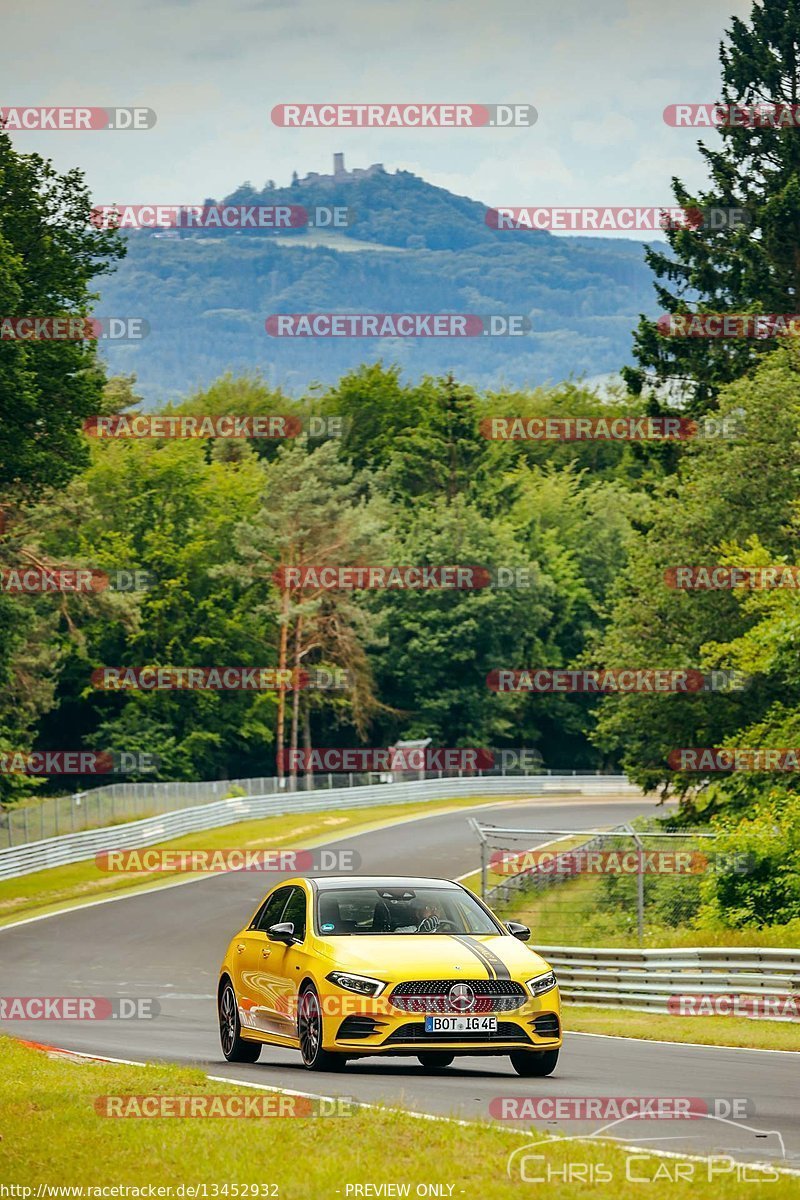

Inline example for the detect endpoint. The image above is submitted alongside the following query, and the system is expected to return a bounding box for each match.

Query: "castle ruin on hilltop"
[298,153,385,186]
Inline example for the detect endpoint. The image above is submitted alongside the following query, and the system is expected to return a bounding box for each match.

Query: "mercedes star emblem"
[448,982,476,1012]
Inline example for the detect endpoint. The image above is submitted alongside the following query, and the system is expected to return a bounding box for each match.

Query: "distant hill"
[97,159,660,401]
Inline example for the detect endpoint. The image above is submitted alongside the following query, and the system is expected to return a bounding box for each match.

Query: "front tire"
[219,981,261,1063]
[510,1048,559,1077]
[298,985,346,1071]
[417,1052,455,1070]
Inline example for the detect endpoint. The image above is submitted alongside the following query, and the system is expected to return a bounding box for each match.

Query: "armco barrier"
[537,945,800,1015]
[0,769,635,848]
[0,774,639,881]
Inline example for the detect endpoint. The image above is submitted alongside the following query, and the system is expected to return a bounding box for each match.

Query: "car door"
[233,885,292,1039]
[258,884,311,1042]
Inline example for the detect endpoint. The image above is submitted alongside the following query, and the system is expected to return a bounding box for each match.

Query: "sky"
[2,0,753,239]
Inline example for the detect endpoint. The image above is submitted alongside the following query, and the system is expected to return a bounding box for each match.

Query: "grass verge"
[564,1005,799,1051]
[0,1037,793,1196]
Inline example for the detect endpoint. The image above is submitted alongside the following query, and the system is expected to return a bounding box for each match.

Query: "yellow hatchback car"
[218,875,561,1075]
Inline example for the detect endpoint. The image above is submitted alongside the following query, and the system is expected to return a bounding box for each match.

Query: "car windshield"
[316,886,501,935]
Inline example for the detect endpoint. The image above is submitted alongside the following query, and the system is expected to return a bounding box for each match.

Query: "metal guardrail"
[0,774,640,880]
[0,768,633,849]
[537,945,800,1015]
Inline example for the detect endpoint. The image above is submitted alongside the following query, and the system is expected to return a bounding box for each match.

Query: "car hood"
[315,933,551,980]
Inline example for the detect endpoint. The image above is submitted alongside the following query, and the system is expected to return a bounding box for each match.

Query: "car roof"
[311,875,461,891]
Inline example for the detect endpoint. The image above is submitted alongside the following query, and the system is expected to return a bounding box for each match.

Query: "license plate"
[424,1015,498,1033]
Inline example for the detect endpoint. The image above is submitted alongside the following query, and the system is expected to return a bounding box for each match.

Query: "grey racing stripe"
[448,931,496,979]
[458,934,512,979]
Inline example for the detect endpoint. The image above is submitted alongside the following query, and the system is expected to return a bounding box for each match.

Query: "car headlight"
[326,971,386,997]
[526,970,557,996]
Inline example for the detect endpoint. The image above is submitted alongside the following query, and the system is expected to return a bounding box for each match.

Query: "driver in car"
[389,898,455,933]
[416,900,445,932]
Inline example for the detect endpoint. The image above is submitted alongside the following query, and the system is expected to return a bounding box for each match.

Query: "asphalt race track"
[1,794,797,1167]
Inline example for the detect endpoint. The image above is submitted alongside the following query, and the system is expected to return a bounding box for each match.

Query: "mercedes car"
[217,875,561,1074]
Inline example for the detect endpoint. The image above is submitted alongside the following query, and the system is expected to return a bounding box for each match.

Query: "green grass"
[493,849,800,948]
[565,1005,800,1051]
[0,792,540,927]
[0,1037,793,1196]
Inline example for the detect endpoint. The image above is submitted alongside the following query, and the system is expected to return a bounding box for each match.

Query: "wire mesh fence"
[0,765,628,849]
[470,819,726,947]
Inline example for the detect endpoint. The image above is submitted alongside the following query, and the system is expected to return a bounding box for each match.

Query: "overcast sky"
[4,0,752,239]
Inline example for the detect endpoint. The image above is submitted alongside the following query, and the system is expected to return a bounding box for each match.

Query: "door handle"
[261,948,271,958]
[236,943,246,953]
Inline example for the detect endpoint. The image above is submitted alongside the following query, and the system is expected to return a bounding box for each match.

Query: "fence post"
[481,837,487,900]
[626,824,645,946]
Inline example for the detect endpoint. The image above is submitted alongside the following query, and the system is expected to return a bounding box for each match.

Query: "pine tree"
[624,0,800,414]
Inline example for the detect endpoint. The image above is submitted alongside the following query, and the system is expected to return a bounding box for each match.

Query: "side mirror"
[267,921,296,944]
[506,921,530,942]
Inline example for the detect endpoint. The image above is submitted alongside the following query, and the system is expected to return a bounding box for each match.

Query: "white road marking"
[565,1029,799,1055]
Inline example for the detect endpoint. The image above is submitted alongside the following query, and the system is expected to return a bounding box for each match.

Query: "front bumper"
[321,985,562,1055]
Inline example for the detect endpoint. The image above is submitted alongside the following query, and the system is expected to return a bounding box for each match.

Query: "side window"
[281,886,308,943]
[252,886,292,932]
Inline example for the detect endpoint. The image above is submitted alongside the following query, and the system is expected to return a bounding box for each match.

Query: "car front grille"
[384,1021,532,1045]
[389,979,528,1014]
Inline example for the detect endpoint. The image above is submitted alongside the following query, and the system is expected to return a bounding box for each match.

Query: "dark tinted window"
[252,886,291,932]
[281,887,307,942]
[315,886,500,935]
